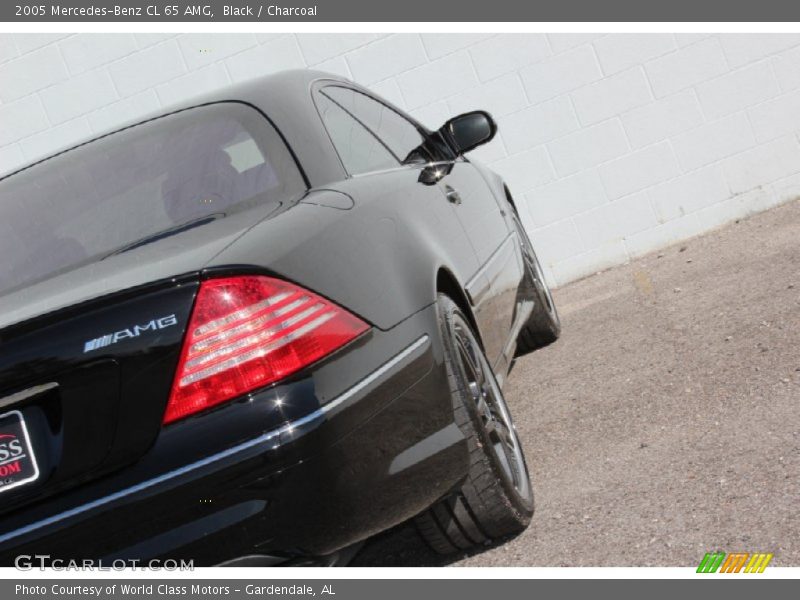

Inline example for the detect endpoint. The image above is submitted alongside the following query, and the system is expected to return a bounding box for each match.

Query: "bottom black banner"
[2,579,794,600]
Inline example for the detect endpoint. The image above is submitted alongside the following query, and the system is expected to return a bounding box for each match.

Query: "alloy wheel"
[451,321,532,503]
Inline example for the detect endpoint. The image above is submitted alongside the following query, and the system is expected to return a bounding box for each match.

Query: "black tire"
[510,210,561,355]
[415,295,534,554]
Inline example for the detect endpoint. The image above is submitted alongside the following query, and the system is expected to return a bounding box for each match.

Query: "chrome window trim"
[349,160,457,179]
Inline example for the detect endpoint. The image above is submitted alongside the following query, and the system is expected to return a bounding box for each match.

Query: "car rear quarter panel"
[207,183,479,332]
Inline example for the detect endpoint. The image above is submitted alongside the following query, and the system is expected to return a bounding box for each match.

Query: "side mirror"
[439,111,497,156]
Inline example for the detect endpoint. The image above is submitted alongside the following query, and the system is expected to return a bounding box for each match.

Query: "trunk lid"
[0,274,199,514]
[0,197,293,513]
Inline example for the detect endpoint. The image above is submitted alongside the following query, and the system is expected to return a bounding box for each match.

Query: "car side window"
[315,91,399,176]
[322,86,431,165]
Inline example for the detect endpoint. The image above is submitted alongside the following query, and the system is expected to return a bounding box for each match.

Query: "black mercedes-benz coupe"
[0,70,560,566]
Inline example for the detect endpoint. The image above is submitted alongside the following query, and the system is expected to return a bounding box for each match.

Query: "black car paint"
[0,70,531,563]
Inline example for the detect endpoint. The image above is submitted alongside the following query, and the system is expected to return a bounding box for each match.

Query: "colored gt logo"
[697,552,773,573]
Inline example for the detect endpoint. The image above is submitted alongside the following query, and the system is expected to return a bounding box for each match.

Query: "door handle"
[444,185,462,205]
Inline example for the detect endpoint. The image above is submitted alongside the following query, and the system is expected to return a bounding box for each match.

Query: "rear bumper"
[0,305,469,565]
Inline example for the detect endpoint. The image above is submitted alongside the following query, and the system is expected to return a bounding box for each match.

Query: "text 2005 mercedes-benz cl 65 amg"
[0,70,560,566]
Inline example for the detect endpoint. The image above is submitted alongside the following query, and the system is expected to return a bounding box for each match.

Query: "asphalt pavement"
[353,198,800,567]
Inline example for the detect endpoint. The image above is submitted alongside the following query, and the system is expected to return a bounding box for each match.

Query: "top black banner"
[4,0,800,21]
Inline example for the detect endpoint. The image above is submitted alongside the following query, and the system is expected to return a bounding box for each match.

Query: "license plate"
[0,410,39,494]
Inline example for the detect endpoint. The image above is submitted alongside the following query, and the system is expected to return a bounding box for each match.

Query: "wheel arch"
[503,183,519,215]
[435,266,484,351]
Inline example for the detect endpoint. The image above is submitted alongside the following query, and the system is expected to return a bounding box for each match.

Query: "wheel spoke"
[455,335,481,381]
[492,431,521,486]
[475,393,492,422]
[485,398,505,424]
[496,421,517,450]
[451,311,532,502]
[493,442,514,482]
[456,332,488,401]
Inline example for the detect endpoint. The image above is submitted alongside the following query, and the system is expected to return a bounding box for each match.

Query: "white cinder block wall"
[3,33,800,287]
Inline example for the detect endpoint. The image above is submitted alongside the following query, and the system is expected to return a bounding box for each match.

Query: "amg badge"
[83,315,178,353]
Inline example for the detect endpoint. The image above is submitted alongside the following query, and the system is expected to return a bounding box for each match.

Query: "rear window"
[0,103,305,295]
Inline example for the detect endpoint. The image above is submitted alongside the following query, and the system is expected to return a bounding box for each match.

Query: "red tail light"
[163,275,369,424]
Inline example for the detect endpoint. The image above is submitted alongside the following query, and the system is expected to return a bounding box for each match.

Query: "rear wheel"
[511,210,561,354]
[415,295,533,554]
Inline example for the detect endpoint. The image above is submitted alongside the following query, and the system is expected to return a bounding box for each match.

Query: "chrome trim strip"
[0,334,430,546]
[0,383,59,411]
[464,232,517,304]
[349,160,455,179]
[465,232,517,291]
